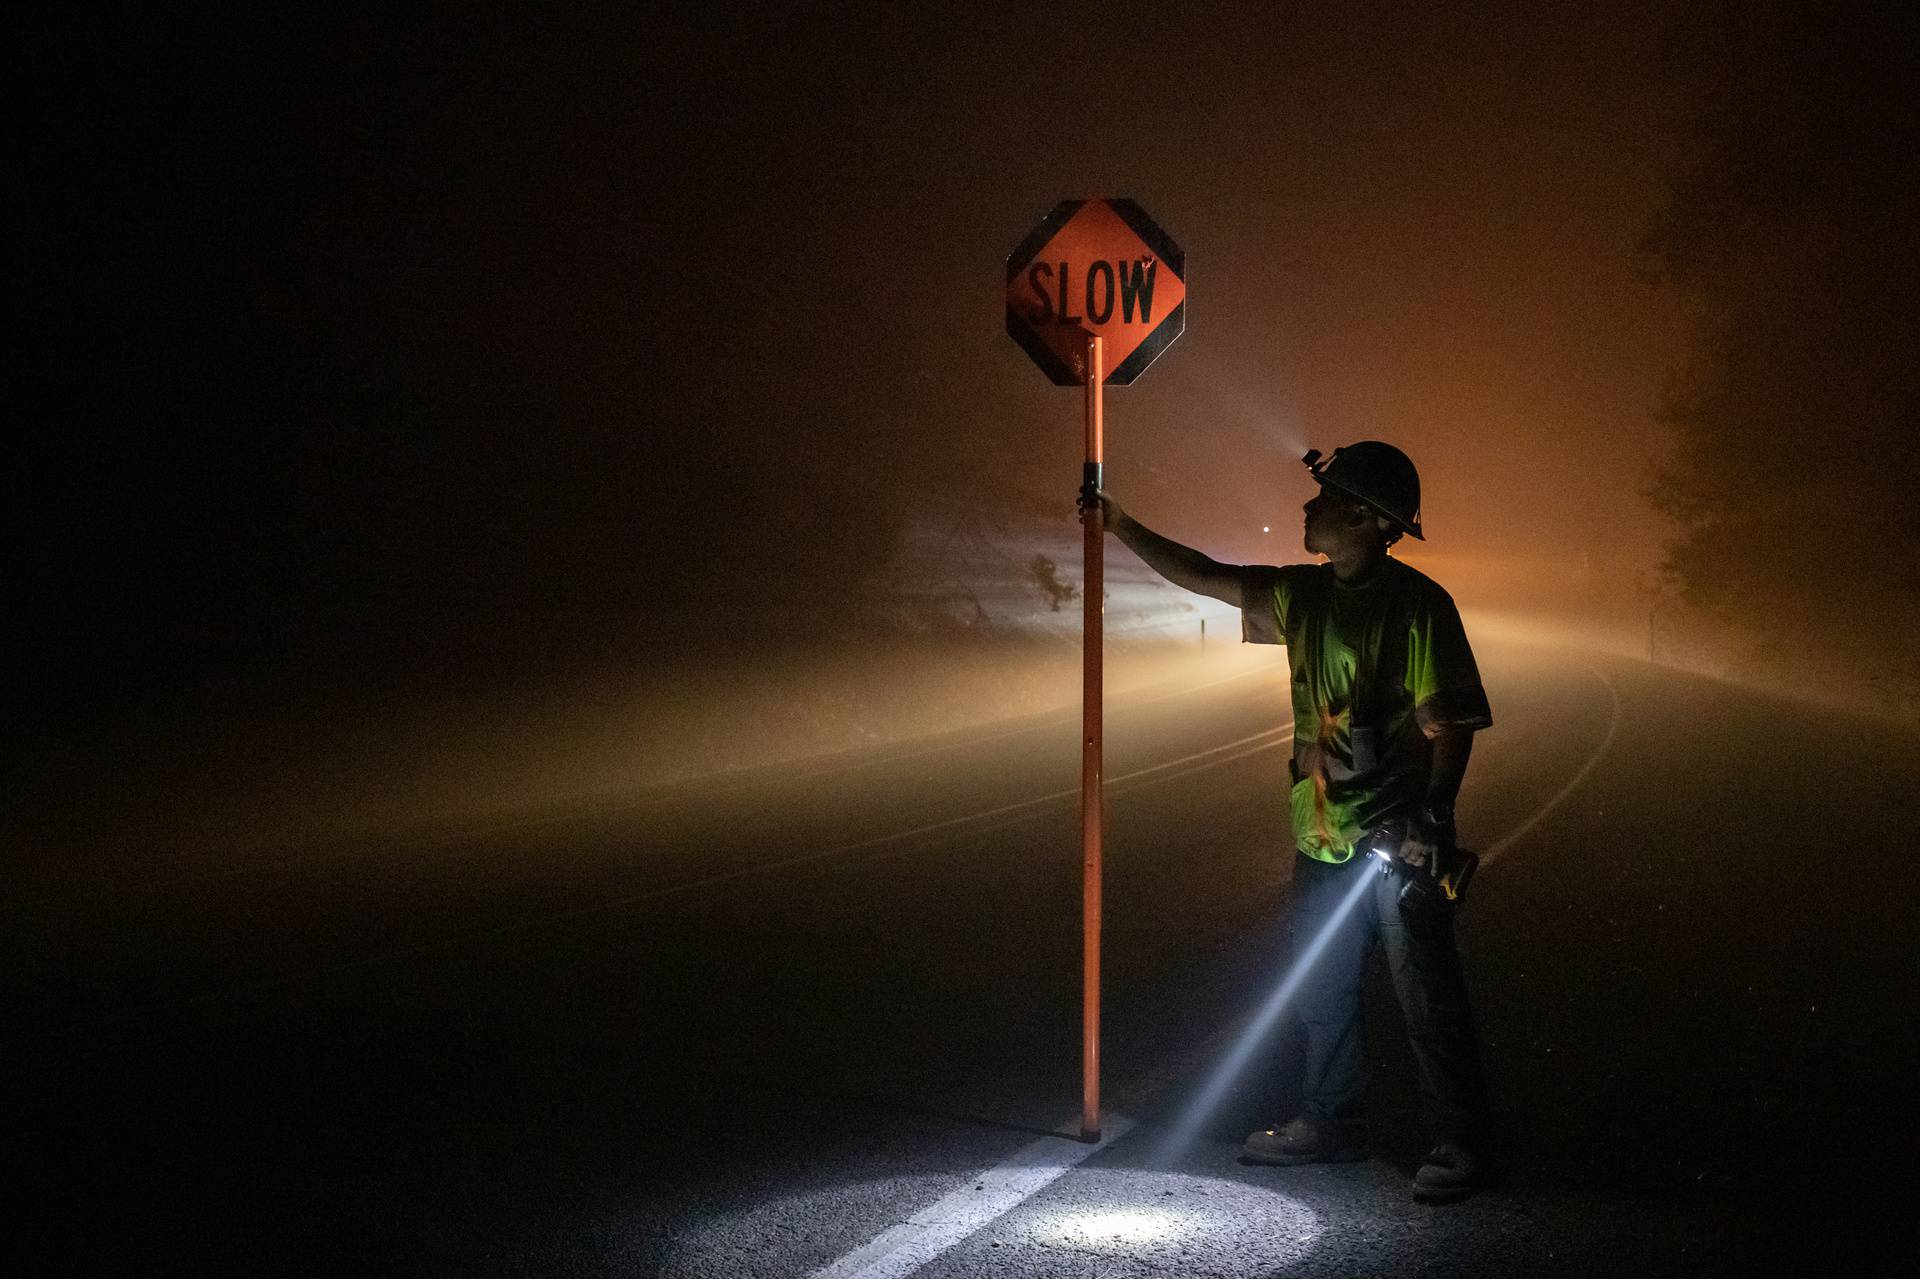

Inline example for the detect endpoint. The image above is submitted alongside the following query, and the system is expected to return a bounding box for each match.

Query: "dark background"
[9,7,1920,1272]
[11,0,1917,805]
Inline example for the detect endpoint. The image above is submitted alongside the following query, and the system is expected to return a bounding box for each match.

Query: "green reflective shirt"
[1241,558,1492,863]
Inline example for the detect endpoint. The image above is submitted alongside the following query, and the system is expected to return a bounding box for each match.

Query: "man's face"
[1302,489,1371,556]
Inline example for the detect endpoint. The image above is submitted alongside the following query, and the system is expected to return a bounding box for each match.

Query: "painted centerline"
[810,1116,1136,1279]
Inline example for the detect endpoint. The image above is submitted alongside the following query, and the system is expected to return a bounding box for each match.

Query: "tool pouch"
[1395,843,1479,915]
[1433,844,1479,903]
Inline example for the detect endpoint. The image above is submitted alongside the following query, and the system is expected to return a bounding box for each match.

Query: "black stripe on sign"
[1106,199,1186,280]
[1108,300,1186,386]
[1005,310,1084,386]
[1005,200,1084,281]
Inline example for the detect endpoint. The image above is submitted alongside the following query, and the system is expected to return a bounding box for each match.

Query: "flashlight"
[1363,822,1478,907]
[1366,824,1401,875]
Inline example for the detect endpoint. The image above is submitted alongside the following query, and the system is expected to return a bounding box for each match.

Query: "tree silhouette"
[1643,3,1920,674]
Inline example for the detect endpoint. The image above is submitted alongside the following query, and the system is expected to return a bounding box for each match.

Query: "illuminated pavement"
[7,637,1916,1275]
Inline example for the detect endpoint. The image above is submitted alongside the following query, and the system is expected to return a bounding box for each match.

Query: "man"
[1089,441,1495,1205]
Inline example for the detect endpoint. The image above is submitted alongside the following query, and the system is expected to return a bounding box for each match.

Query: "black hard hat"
[1302,441,1424,540]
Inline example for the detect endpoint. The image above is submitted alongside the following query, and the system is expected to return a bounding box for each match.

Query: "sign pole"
[1080,333,1105,1143]
[1004,198,1184,1142]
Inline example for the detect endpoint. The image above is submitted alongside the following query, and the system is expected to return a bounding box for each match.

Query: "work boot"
[1240,1113,1367,1166]
[1412,1142,1486,1204]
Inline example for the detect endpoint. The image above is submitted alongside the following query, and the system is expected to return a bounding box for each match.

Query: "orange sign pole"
[1005,201,1185,1142]
[1080,333,1105,1143]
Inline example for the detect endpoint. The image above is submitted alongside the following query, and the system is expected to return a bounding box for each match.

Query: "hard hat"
[1301,441,1424,540]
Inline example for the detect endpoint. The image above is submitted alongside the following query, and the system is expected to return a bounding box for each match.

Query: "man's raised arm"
[1089,493,1248,607]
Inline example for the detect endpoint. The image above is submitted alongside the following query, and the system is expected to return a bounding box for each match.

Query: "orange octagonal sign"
[1005,199,1186,386]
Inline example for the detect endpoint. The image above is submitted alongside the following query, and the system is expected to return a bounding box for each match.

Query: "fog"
[13,3,1916,871]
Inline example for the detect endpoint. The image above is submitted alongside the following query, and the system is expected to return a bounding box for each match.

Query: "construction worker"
[1086,441,1495,1204]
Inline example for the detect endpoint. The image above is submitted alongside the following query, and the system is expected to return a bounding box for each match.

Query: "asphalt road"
[8,634,1916,1276]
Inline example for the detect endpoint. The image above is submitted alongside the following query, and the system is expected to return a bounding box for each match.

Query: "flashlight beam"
[1155,862,1378,1161]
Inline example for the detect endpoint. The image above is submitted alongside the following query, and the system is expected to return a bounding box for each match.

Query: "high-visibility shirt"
[1241,557,1492,863]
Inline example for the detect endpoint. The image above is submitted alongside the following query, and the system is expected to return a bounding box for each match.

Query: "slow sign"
[1004,199,1187,386]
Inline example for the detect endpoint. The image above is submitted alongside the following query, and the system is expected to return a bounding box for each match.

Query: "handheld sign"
[1004,200,1187,1142]
[1005,199,1186,386]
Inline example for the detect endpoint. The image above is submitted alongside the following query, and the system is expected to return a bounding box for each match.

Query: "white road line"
[1126,655,1281,706]
[847,731,1296,873]
[1482,663,1623,863]
[111,656,1284,895]
[14,731,1293,1055]
[678,657,1280,800]
[810,1117,1135,1279]
[625,727,1292,903]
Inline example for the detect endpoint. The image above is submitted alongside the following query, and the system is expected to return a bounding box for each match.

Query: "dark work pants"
[1291,849,1493,1148]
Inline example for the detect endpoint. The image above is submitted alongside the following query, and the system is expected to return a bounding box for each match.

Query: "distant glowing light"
[1036,1207,1184,1247]
[1263,525,1271,533]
